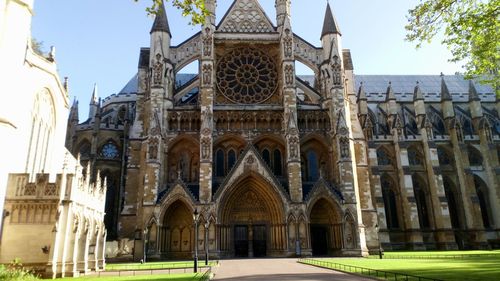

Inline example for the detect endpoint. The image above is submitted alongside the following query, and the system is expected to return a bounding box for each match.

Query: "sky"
[31,0,462,120]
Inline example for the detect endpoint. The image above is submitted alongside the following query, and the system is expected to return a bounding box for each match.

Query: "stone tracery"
[216,48,278,104]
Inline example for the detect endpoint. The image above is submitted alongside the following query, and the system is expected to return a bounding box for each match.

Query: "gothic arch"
[166,136,199,183]
[442,176,462,229]
[380,173,401,229]
[307,196,343,255]
[467,145,483,166]
[473,175,492,228]
[301,136,331,181]
[217,172,286,224]
[159,199,195,258]
[376,146,394,166]
[411,173,432,229]
[76,139,91,159]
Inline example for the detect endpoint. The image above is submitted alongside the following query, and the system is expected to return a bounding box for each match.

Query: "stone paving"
[212,258,374,281]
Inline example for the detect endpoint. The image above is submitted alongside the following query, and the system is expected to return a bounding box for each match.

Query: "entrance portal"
[311,225,328,256]
[233,225,267,257]
[234,225,248,257]
[252,225,266,257]
[309,198,343,256]
[218,174,286,257]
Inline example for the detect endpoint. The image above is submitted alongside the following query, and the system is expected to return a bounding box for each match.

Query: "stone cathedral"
[66,0,499,259]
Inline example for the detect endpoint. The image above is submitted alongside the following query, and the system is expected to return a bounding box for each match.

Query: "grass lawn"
[106,261,216,271]
[303,250,500,281]
[58,273,201,281]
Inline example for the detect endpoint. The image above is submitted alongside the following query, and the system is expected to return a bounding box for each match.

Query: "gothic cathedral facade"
[66,0,500,259]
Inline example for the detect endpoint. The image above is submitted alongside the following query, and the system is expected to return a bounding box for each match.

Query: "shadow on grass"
[214,273,366,281]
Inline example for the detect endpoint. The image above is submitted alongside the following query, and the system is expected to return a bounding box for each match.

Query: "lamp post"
[143,228,148,263]
[193,208,199,273]
[375,224,383,259]
[204,221,209,265]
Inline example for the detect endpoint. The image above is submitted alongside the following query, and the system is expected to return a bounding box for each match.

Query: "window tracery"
[216,48,278,104]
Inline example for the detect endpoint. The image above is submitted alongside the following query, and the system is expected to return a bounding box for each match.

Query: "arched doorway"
[160,200,193,259]
[218,174,286,258]
[309,198,342,256]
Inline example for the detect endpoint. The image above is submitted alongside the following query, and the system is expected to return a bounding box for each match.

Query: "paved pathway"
[212,258,374,281]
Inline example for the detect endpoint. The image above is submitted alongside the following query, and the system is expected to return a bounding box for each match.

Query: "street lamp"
[375,224,383,259]
[143,228,148,263]
[193,208,199,273]
[204,221,209,265]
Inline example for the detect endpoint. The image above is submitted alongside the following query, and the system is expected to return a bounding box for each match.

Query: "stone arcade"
[66,0,499,260]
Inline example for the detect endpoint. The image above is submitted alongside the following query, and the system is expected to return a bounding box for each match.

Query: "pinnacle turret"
[440,74,452,101]
[150,1,171,36]
[385,82,396,101]
[321,2,341,38]
[413,82,424,101]
[90,83,98,105]
[468,80,480,101]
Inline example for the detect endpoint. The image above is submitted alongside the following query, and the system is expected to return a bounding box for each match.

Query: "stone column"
[199,18,215,203]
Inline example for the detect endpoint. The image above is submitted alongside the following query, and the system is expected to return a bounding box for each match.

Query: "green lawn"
[106,261,216,271]
[302,250,500,281]
[58,273,201,281]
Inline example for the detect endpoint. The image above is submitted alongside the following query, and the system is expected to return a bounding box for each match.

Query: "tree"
[405,0,500,94]
[135,0,208,25]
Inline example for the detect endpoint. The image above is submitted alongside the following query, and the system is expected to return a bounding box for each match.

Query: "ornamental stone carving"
[202,63,213,86]
[201,137,211,160]
[284,64,294,86]
[283,28,293,58]
[202,27,213,57]
[218,0,274,33]
[152,53,164,86]
[216,48,278,104]
[148,138,159,160]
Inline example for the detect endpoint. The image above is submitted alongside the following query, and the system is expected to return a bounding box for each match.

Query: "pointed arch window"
[307,150,319,181]
[381,175,399,229]
[467,145,483,166]
[443,177,461,229]
[227,149,236,172]
[273,149,282,176]
[474,176,491,228]
[262,149,271,167]
[408,147,423,166]
[412,175,431,229]
[377,147,392,166]
[437,147,452,165]
[215,149,224,177]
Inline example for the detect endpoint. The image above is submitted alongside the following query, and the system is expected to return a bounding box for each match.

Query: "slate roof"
[321,2,341,37]
[150,1,171,34]
[114,74,495,102]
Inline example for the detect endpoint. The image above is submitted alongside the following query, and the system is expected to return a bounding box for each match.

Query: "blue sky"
[31,0,461,120]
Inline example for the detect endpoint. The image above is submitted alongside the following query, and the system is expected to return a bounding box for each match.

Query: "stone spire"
[150,1,171,36]
[468,80,483,118]
[321,2,341,38]
[90,83,98,105]
[70,99,79,122]
[440,75,454,119]
[440,74,452,101]
[88,83,99,120]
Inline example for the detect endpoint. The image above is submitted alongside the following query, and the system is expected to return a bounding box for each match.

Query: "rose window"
[216,48,278,104]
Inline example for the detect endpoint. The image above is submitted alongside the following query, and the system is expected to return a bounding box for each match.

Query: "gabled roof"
[321,2,341,38]
[213,145,290,202]
[217,0,275,33]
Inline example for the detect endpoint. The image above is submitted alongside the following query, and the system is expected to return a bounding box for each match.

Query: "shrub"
[0,259,38,281]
